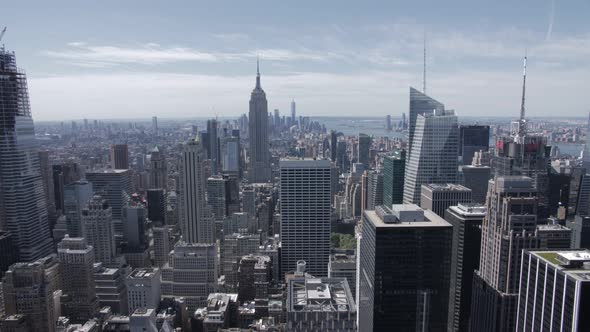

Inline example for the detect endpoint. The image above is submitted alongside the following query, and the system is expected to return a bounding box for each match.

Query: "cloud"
[27,64,589,121]
[43,43,345,67]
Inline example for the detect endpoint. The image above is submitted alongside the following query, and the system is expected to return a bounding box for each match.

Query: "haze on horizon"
[2,0,590,121]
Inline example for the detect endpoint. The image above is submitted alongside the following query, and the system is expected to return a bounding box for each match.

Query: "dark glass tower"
[0,46,53,261]
[358,205,452,331]
[382,149,406,207]
[459,125,490,165]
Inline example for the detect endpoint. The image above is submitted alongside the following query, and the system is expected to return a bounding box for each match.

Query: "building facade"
[280,159,332,277]
[0,46,54,261]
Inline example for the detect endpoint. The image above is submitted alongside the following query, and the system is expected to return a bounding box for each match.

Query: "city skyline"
[2,0,590,120]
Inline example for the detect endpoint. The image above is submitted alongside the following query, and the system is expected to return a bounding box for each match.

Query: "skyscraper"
[403,110,459,205]
[179,138,214,244]
[82,195,118,266]
[57,236,99,322]
[280,159,331,277]
[222,135,241,176]
[382,149,406,207]
[0,45,53,261]
[516,249,590,331]
[151,116,158,133]
[126,268,161,314]
[149,146,167,190]
[470,176,539,332]
[420,183,472,217]
[290,99,296,125]
[110,144,130,170]
[2,261,57,332]
[330,130,338,162]
[160,241,218,309]
[459,125,490,165]
[445,203,486,332]
[63,180,94,237]
[86,169,132,220]
[357,133,371,168]
[207,175,228,219]
[408,87,445,153]
[248,60,272,183]
[491,56,552,218]
[584,111,590,169]
[146,188,166,224]
[207,119,220,174]
[358,204,453,331]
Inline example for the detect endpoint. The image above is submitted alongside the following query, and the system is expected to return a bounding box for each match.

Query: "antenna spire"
[518,54,527,138]
[255,56,261,89]
[423,31,427,94]
[0,27,6,43]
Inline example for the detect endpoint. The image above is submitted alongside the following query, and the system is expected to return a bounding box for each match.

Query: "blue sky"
[2,0,589,120]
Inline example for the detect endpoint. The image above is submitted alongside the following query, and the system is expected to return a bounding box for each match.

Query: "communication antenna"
[0,27,6,43]
[423,31,427,94]
[518,54,527,138]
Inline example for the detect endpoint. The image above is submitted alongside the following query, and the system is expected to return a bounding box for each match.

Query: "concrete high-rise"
[516,249,590,331]
[280,159,331,277]
[160,241,218,309]
[358,204,452,331]
[382,149,406,207]
[57,236,99,322]
[152,224,171,268]
[420,183,472,217]
[470,176,539,332]
[207,175,228,219]
[248,61,272,183]
[149,146,167,190]
[403,110,459,205]
[82,195,117,266]
[110,144,129,170]
[2,261,57,332]
[86,169,132,220]
[567,215,590,249]
[445,204,485,332]
[179,138,214,244]
[222,135,241,176]
[0,46,53,261]
[126,268,161,314]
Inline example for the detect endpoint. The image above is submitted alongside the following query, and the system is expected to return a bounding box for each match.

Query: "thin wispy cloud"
[43,43,344,67]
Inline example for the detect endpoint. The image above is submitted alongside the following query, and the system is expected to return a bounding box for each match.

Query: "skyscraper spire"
[423,31,427,94]
[256,56,261,89]
[518,54,527,138]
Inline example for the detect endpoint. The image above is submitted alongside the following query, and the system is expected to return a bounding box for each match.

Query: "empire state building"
[248,60,271,183]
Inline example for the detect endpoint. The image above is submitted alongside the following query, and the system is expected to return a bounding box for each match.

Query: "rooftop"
[128,267,159,279]
[279,158,331,168]
[531,249,590,281]
[449,203,487,216]
[368,205,451,228]
[288,277,356,313]
[422,183,472,192]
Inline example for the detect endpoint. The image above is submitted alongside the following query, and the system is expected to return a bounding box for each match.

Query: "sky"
[2,0,590,121]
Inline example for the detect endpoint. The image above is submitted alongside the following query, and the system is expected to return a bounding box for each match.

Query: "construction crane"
[0,27,6,43]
